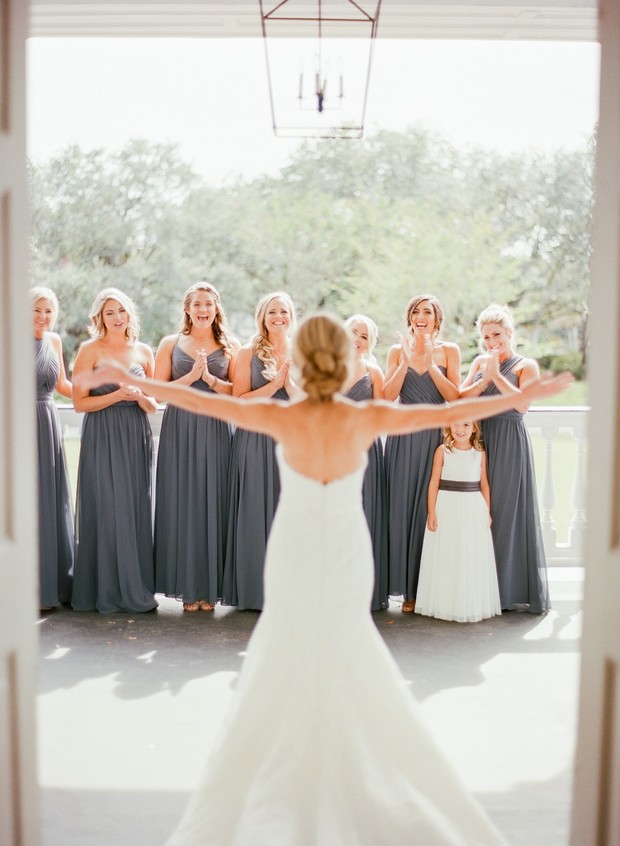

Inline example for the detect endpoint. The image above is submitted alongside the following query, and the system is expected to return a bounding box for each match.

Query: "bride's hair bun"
[294,313,352,401]
[312,349,337,374]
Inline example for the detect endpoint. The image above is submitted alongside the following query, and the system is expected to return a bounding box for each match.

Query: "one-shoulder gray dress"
[154,345,233,605]
[72,366,157,613]
[384,368,446,602]
[477,355,550,613]
[221,356,289,611]
[35,336,74,608]
[346,374,389,611]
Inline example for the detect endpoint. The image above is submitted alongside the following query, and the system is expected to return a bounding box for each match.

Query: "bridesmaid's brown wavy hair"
[181,282,236,358]
[252,291,297,381]
[405,294,444,339]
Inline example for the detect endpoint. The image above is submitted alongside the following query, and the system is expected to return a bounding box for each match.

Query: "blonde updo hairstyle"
[406,293,444,340]
[181,282,236,358]
[344,313,379,364]
[293,313,352,402]
[253,291,297,381]
[88,287,140,342]
[476,303,516,353]
[30,286,59,330]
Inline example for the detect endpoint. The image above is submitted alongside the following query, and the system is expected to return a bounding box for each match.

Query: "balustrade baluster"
[540,423,558,552]
[569,421,588,558]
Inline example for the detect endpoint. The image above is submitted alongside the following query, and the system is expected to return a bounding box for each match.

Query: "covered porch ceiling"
[30,1,598,41]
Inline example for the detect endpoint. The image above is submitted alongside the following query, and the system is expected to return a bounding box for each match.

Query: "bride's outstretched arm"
[372,371,573,437]
[74,362,283,435]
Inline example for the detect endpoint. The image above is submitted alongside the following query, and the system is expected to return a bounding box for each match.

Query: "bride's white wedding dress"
[165,446,506,846]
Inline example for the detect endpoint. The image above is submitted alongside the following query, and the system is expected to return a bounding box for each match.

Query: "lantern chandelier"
[258,1,383,139]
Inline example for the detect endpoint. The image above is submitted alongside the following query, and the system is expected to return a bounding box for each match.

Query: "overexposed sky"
[27,38,600,182]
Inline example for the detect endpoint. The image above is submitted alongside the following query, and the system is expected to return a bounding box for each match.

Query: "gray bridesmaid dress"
[154,345,233,604]
[72,366,157,613]
[384,368,446,602]
[477,355,550,613]
[35,336,74,608]
[221,356,289,610]
[346,374,389,611]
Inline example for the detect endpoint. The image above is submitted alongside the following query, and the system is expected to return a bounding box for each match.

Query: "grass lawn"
[532,379,588,407]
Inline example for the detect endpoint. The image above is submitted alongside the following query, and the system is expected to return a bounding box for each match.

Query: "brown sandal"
[402,600,416,613]
[198,600,215,612]
[183,601,200,612]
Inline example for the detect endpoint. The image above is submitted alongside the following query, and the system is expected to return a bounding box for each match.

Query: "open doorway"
[27,29,597,842]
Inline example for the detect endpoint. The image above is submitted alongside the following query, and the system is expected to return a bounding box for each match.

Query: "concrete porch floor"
[37,568,583,846]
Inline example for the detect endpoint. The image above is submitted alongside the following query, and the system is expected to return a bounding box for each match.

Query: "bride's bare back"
[266,397,380,484]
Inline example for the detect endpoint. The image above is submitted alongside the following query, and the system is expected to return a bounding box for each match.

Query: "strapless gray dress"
[72,365,156,613]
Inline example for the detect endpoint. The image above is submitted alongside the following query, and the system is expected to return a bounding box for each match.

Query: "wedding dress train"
[165,446,506,846]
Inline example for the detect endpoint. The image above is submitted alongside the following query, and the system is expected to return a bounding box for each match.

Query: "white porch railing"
[524,407,588,566]
[57,405,588,567]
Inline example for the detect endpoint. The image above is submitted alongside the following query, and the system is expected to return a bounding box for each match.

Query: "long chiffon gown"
[346,374,388,611]
[477,356,550,613]
[221,356,289,610]
[72,367,157,613]
[415,447,501,623]
[35,336,74,608]
[165,445,506,846]
[154,345,233,604]
[384,367,446,601]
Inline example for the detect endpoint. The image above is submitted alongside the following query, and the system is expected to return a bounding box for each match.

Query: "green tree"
[30,130,593,378]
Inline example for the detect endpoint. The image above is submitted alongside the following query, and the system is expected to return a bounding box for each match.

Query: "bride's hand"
[74,361,129,391]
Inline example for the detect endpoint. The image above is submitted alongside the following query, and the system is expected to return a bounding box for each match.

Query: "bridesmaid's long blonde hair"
[31,286,59,329]
[344,313,379,365]
[88,288,140,342]
[252,291,297,381]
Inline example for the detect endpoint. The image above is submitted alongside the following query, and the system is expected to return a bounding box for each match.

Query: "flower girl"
[415,421,501,623]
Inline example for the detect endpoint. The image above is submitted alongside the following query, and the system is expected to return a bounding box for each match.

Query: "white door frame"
[570,1,620,842]
[0,1,41,845]
[4,2,618,844]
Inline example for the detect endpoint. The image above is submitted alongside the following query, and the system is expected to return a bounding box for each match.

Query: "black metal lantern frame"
[259,1,383,139]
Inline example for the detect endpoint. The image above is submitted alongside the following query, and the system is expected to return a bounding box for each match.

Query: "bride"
[80,313,570,846]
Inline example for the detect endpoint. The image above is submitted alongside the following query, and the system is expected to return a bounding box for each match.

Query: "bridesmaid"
[383,294,460,612]
[343,314,388,611]
[71,288,158,614]
[32,287,75,612]
[460,303,550,613]
[221,291,300,611]
[154,283,239,612]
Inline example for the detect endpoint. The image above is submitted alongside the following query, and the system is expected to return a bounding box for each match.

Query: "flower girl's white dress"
[165,445,506,846]
[416,446,502,623]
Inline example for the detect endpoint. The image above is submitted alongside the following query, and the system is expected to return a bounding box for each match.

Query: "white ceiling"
[29,1,598,41]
